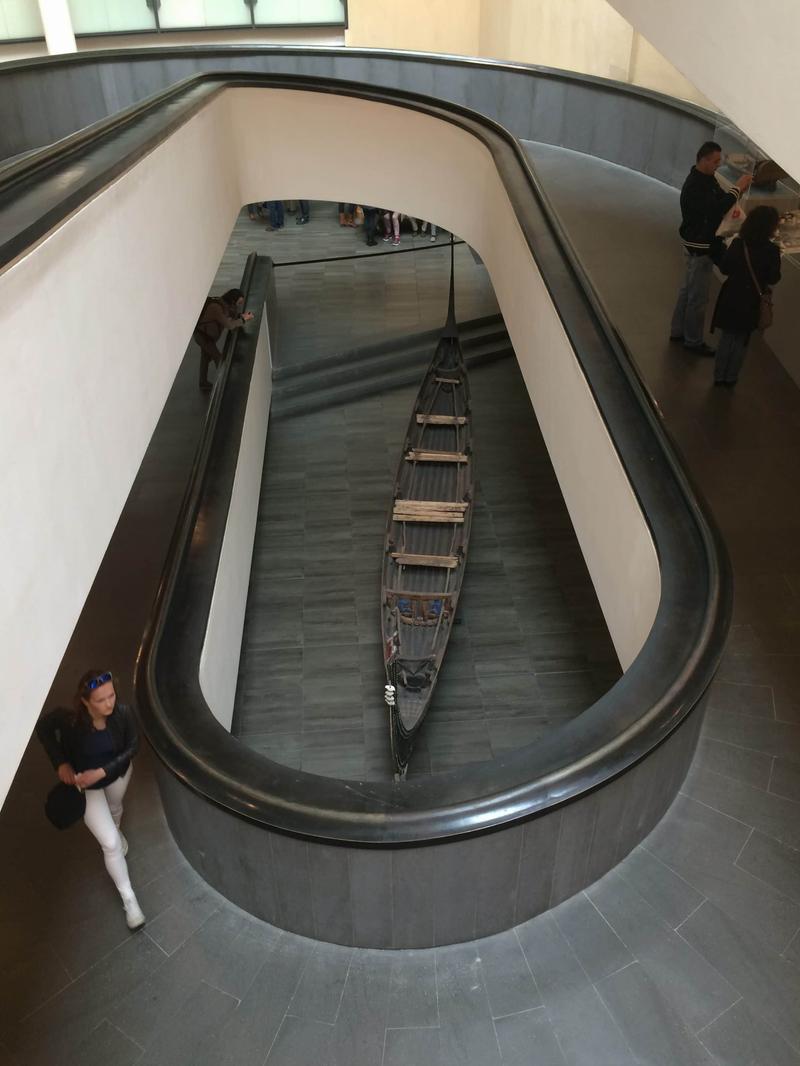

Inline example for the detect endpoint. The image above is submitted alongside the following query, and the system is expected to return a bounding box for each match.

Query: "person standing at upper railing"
[711,205,781,386]
[193,287,254,392]
[669,141,752,354]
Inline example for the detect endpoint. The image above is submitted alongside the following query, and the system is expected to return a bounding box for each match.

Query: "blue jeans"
[670,251,714,347]
[714,331,749,383]
[268,201,284,229]
[298,200,310,220]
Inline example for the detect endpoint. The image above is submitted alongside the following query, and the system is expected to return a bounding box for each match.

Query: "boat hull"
[381,333,473,773]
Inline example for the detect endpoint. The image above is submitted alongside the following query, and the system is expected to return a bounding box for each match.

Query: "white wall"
[478,0,633,83]
[345,0,712,107]
[0,85,659,806]
[607,0,800,180]
[1,94,240,806]
[199,312,272,730]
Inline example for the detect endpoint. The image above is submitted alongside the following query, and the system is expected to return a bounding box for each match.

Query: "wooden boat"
[381,244,473,775]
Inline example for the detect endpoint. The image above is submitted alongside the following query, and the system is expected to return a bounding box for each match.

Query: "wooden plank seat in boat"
[415,414,467,425]
[393,499,468,524]
[390,552,460,569]
[393,511,465,524]
[387,590,454,600]
[434,376,461,385]
[405,449,468,463]
[394,499,468,511]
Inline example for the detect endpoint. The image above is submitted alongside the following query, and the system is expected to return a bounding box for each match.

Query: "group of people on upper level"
[670,140,782,386]
[246,200,439,247]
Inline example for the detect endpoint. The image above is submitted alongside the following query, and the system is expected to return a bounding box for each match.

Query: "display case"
[714,119,800,256]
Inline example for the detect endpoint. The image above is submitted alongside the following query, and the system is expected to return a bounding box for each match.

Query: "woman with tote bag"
[711,206,781,386]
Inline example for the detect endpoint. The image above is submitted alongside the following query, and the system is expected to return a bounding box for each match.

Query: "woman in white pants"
[37,670,145,930]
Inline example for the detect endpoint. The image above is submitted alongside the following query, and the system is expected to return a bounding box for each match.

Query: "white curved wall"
[607,0,800,180]
[199,313,272,731]
[0,85,659,806]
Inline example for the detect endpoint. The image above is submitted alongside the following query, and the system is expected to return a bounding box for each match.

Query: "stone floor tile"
[386,951,439,1029]
[586,870,739,1033]
[551,892,634,983]
[596,962,715,1064]
[697,999,800,1066]
[617,845,705,929]
[264,1016,333,1066]
[383,1027,443,1066]
[287,943,353,1025]
[516,915,639,1066]
[476,930,542,1019]
[493,1008,567,1066]
[679,900,800,1051]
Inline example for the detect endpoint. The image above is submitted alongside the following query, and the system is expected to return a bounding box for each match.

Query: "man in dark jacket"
[669,141,752,353]
[193,288,254,391]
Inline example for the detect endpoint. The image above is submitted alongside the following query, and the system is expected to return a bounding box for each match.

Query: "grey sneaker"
[123,896,145,931]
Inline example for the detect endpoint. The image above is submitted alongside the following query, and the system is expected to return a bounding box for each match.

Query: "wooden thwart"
[393,510,464,524]
[393,499,468,524]
[388,589,454,600]
[416,414,467,425]
[405,449,468,463]
[394,499,468,511]
[435,376,461,385]
[391,552,459,569]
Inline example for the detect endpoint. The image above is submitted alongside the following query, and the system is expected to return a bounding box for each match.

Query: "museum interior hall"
[1,2,799,1065]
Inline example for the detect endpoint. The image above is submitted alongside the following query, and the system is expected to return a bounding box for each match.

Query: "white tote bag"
[717,193,748,238]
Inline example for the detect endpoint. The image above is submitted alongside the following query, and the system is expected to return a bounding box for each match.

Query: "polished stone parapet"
[159,699,704,948]
[0,47,716,188]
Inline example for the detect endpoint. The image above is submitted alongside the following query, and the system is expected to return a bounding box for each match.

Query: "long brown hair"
[72,668,116,728]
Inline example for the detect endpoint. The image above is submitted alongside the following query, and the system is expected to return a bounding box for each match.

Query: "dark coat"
[193,297,245,358]
[679,167,739,255]
[36,703,139,787]
[712,237,781,334]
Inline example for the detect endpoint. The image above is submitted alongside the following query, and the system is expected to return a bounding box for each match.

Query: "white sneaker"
[119,831,128,857]
[430,234,437,242]
[123,896,146,931]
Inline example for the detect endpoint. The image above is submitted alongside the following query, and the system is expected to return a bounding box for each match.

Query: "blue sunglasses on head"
[84,672,112,692]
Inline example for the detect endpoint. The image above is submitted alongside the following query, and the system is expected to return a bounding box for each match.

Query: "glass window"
[0,0,45,40]
[67,0,156,35]
[157,0,252,29]
[253,0,345,26]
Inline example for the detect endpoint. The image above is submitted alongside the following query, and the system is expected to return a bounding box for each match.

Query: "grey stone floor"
[214,201,498,366]
[232,356,619,779]
[2,169,800,1066]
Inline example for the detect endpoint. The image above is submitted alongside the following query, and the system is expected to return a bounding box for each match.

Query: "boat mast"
[442,234,458,339]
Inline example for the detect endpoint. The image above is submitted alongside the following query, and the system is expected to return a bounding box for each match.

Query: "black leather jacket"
[36,703,138,787]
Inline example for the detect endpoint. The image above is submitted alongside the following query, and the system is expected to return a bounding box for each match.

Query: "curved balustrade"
[2,64,731,946]
[0,45,719,187]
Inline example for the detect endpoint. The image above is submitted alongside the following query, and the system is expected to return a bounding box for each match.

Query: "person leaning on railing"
[193,287,254,391]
